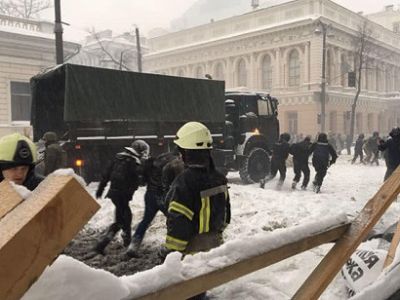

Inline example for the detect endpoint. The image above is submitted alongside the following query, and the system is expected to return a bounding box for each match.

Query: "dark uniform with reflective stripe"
[165,166,231,253]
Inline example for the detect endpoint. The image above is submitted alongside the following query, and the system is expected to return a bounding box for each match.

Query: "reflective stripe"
[168,201,194,221]
[200,185,228,198]
[165,235,188,251]
[199,197,210,234]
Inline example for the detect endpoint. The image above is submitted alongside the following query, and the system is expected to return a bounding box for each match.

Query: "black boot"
[94,224,119,255]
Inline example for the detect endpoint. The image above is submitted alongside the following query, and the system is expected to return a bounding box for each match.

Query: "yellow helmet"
[174,122,213,150]
[0,133,37,168]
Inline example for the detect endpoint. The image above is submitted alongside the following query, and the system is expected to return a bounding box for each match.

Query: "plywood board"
[0,181,24,219]
[0,175,100,300]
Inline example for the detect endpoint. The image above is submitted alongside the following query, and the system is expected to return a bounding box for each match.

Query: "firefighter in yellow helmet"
[0,133,43,190]
[161,121,231,255]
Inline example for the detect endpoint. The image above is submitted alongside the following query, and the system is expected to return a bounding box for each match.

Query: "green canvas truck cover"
[31,64,225,140]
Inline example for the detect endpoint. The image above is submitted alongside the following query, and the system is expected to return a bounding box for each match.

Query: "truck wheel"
[239,147,270,184]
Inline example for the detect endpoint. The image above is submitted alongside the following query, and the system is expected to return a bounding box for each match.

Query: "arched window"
[195,66,204,79]
[237,59,247,87]
[288,50,300,86]
[261,55,272,90]
[214,63,224,80]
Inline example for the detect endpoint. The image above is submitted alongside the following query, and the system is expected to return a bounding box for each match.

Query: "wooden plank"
[0,176,100,300]
[0,181,24,219]
[384,221,400,268]
[293,166,400,300]
[136,223,350,300]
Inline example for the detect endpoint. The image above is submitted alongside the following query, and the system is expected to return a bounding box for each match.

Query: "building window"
[261,55,272,90]
[288,50,300,86]
[11,81,31,122]
[394,22,400,33]
[195,66,204,79]
[214,63,224,80]
[341,54,348,87]
[237,59,247,87]
[287,112,298,134]
[326,50,332,85]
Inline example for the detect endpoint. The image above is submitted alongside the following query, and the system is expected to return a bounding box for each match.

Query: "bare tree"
[0,0,51,18]
[88,28,132,71]
[349,20,374,144]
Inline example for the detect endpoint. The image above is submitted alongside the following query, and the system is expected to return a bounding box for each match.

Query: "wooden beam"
[293,166,400,300]
[0,181,24,219]
[135,223,350,300]
[384,221,400,268]
[0,176,100,300]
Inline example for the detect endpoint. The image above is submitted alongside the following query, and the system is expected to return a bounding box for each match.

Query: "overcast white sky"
[40,0,399,42]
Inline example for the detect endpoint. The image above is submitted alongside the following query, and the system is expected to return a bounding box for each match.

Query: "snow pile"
[124,214,347,298]
[22,255,130,300]
[10,181,32,199]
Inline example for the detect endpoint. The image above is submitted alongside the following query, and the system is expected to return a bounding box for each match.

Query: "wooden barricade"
[134,166,400,300]
[0,176,100,300]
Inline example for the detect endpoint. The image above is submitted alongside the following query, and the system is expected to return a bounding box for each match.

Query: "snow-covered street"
[23,155,400,300]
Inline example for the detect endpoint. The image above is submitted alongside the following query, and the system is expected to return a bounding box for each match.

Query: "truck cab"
[222,90,280,183]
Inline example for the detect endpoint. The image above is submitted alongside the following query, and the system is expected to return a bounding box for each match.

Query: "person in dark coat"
[364,132,379,165]
[352,134,365,164]
[289,135,312,190]
[94,140,149,255]
[126,151,184,257]
[378,128,400,181]
[345,134,352,155]
[0,133,43,191]
[310,133,338,193]
[260,133,291,188]
[42,131,65,175]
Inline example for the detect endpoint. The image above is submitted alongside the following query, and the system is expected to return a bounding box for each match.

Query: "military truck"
[30,64,279,183]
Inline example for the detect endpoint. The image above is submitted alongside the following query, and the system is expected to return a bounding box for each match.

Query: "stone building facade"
[367,5,400,34]
[145,0,400,137]
[0,14,78,137]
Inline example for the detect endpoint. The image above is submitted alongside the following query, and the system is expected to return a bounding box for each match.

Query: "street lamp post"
[315,21,332,133]
[54,0,64,64]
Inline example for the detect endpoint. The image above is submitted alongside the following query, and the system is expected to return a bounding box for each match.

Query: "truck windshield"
[240,98,258,115]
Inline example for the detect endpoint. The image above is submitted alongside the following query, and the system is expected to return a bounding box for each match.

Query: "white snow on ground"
[23,155,400,299]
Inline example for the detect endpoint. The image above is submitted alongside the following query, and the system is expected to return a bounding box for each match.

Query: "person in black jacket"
[0,133,43,191]
[352,134,365,164]
[260,133,291,189]
[289,135,311,190]
[94,140,149,255]
[378,127,400,181]
[126,151,184,257]
[310,133,338,193]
